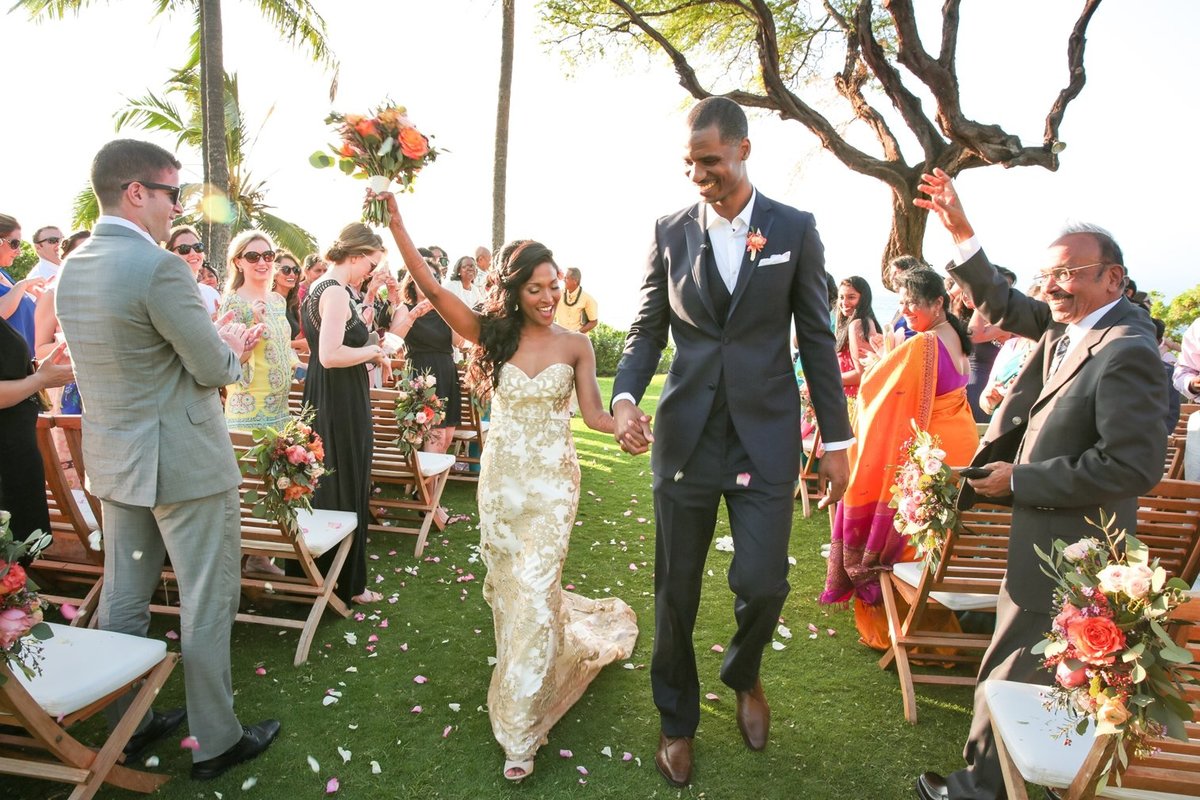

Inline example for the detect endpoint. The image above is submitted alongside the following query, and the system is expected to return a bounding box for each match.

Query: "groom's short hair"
[687,97,747,143]
[91,139,182,208]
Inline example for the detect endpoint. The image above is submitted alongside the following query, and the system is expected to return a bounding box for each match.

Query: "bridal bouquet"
[0,511,53,683]
[394,368,445,456]
[241,410,329,539]
[310,101,440,226]
[1032,515,1195,783]
[889,422,960,564]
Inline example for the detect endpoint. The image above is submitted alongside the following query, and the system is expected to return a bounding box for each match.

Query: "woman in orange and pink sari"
[821,268,979,650]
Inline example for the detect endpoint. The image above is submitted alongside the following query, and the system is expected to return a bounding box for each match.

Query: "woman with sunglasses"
[271,249,306,354]
[166,225,220,318]
[0,214,46,357]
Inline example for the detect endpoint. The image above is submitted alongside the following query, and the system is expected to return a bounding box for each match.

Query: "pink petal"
[711,644,724,653]
[325,777,339,794]
[413,675,428,684]
[165,630,179,640]
[442,725,452,738]
[400,643,409,652]
[180,736,200,751]
[378,619,389,628]
[59,603,78,621]
[622,751,633,761]
[628,563,638,571]
[704,692,720,701]
[368,634,379,643]
[577,765,589,775]
[807,623,819,634]
[365,645,376,652]
[354,613,366,621]
[565,584,575,590]
[411,705,422,714]
[559,749,573,758]
[255,667,267,676]
[736,472,752,487]
[826,628,837,636]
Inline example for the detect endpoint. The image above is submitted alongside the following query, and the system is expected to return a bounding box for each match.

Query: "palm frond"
[10,0,101,20]
[113,91,194,149]
[254,210,317,259]
[248,0,339,71]
[70,183,100,231]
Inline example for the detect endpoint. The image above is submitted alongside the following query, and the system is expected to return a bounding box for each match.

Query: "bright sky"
[3,1,1197,328]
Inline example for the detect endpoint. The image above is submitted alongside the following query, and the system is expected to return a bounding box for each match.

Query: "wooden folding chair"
[448,368,488,483]
[793,425,824,518]
[878,503,1012,723]
[29,416,104,624]
[366,387,456,556]
[1164,439,1186,481]
[0,623,180,800]
[986,597,1199,799]
[286,380,305,417]
[1136,479,1200,588]
[228,430,357,666]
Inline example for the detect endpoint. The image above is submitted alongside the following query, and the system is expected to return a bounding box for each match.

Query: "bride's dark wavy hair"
[465,239,558,397]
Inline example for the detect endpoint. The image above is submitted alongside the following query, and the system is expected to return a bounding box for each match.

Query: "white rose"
[1063,538,1098,562]
[415,411,428,424]
[1096,564,1128,594]
[1123,564,1154,599]
[276,476,292,490]
[923,458,943,475]
[426,375,437,387]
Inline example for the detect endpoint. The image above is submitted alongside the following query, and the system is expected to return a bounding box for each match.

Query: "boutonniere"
[746,228,767,261]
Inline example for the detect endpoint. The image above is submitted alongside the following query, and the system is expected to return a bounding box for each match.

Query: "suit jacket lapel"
[686,204,718,324]
[726,194,772,320]
[1037,303,1126,404]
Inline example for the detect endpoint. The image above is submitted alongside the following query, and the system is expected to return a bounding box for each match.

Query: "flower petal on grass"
[777,625,792,639]
[622,752,633,762]
[771,641,786,651]
[165,630,179,640]
[411,705,422,714]
[180,736,199,751]
[325,777,339,794]
[736,472,751,487]
[710,644,724,653]
[337,746,351,763]
[255,666,267,676]
[371,760,381,774]
[559,749,573,758]
[145,755,160,767]
[442,725,452,738]
[704,692,720,701]
[448,703,461,712]
[601,746,612,757]
[241,776,257,790]
[413,675,427,684]
[807,623,819,634]
[577,765,589,775]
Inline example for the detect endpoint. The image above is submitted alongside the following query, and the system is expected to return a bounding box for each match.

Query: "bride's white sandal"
[503,758,534,782]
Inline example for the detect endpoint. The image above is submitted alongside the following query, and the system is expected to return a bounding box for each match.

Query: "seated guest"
[0,214,43,356]
[821,267,979,649]
[166,225,220,318]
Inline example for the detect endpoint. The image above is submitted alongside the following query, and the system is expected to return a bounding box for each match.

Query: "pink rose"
[1123,564,1154,600]
[1096,564,1128,594]
[1053,601,1083,633]
[286,445,310,465]
[0,606,35,649]
[1055,660,1089,689]
[923,458,944,476]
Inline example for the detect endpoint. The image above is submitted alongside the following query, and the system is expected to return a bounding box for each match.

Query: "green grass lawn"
[10,375,981,799]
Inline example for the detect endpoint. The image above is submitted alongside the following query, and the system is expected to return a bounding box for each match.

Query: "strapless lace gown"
[479,362,639,761]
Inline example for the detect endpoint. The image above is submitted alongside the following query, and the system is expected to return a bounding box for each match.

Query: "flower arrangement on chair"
[1032,514,1195,785]
[0,511,53,683]
[889,422,961,565]
[394,368,445,456]
[310,101,440,226]
[241,410,329,539]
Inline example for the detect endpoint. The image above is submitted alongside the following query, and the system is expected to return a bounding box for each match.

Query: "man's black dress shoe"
[123,707,186,761]
[191,719,281,781]
[916,771,950,800]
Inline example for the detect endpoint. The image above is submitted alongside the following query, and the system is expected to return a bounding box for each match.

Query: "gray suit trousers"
[99,489,243,762]
[946,583,1053,800]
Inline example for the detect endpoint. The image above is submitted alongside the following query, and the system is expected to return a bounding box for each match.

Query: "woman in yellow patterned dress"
[378,192,638,783]
[219,231,296,432]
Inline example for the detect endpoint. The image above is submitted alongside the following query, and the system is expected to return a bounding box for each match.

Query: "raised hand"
[366,189,403,224]
[913,168,975,243]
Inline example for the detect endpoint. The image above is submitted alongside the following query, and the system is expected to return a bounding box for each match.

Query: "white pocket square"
[757,251,791,267]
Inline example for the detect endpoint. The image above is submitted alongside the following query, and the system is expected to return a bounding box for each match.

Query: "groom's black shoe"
[191,719,281,781]
[655,733,693,787]
[735,679,770,751]
[123,707,186,761]
[916,772,950,800]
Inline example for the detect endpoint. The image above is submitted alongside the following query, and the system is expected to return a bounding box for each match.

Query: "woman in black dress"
[0,317,73,541]
[300,223,386,605]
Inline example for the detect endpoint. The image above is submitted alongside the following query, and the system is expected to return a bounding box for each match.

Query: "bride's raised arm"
[376,190,482,344]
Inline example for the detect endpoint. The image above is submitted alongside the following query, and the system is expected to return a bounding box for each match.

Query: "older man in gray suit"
[56,139,279,780]
[912,169,1167,800]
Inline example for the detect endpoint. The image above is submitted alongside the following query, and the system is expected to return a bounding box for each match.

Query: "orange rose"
[1066,615,1125,665]
[283,484,310,502]
[398,127,429,160]
[339,141,359,158]
[355,118,380,139]
[0,561,27,597]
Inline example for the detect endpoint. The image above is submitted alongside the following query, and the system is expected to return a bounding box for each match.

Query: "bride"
[377,192,639,781]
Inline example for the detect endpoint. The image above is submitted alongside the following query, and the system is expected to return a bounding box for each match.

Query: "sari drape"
[820,332,979,649]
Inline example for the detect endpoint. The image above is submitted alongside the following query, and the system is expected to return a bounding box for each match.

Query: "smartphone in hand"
[956,466,993,480]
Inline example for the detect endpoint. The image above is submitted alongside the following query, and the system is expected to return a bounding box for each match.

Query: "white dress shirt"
[27,258,59,282]
[1173,317,1200,400]
[97,214,158,245]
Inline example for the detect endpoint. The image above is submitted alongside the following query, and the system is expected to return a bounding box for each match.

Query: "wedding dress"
[479,362,639,761]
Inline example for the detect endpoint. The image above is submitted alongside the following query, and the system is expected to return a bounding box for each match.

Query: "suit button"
[1011,416,1022,426]
[707,383,715,390]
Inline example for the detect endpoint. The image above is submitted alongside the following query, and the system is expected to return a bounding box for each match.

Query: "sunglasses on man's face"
[173,242,205,255]
[278,265,301,276]
[3,238,20,250]
[35,237,62,246]
[121,180,182,206]
[240,250,276,264]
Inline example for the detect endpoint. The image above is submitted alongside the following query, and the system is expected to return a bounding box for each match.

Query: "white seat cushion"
[297,508,357,558]
[14,623,167,718]
[70,489,99,531]
[891,561,998,611]
[452,421,489,440]
[416,451,456,477]
[984,680,1190,799]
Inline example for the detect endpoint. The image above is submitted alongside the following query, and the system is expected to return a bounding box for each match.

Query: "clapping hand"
[35,340,74,389]
[913,168,975,243]
[215,310,249,359]
[15,275,47,300]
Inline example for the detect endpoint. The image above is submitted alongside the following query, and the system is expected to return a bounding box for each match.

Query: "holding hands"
[613,399,654,456]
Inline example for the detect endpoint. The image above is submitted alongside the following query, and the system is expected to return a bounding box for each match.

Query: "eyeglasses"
[172,242,205,255]
[35,236,62,246]
[1032,262,1114,285]
[278,265,301,275]
[121,180,182,205]
[3,238,20,250]
[438,256,449,266]
[239,250,276,264]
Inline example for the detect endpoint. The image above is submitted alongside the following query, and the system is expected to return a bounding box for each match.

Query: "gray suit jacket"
[951,249,1167,614]
[613,193,852,485]
[56,223,242,506]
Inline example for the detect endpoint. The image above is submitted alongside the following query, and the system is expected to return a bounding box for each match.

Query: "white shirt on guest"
[27,258,59,282]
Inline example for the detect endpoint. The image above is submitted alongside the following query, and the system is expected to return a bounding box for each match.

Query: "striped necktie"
[1048,334,1071,378]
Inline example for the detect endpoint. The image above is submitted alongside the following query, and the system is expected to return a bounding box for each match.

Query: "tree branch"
[1043,0,1102,155]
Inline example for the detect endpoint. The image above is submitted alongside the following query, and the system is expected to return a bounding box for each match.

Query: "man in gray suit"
[56,139,280,780]
[912,169,1167,800]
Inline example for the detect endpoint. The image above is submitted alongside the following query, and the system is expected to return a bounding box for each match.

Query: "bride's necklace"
[563,286,582,307]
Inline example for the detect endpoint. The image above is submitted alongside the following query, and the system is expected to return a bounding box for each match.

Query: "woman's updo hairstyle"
[465,239,558,396]
[325,223,383,264]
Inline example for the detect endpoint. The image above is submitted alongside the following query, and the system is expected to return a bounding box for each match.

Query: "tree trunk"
[881,185,931,289]
[199,0,231,280]
[492,0,515,257]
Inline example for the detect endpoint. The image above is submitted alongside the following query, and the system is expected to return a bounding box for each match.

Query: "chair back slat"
[1137,479,1200,585]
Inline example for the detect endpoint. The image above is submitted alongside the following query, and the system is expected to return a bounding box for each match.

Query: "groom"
[613,97,853,786]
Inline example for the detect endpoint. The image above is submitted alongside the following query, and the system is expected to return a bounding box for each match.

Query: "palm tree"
[492,0,515,256]
[13,0,336,264]
[73,68,318,260]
